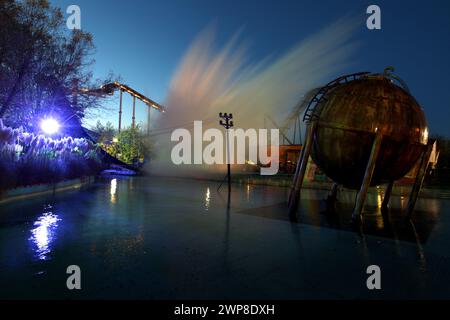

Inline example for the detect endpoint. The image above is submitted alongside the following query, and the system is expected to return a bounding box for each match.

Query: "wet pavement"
[0,176,449,299]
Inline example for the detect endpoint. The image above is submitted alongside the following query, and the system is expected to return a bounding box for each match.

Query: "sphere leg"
[352,131,383,222]
[381,180,394,215]
[326,182,339,213]
[288,121,317,219]
[406,141,434,219]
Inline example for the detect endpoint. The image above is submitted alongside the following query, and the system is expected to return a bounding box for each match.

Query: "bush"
[102,125,154,166]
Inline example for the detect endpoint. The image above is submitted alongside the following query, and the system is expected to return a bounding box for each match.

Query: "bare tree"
[0,0,112,134]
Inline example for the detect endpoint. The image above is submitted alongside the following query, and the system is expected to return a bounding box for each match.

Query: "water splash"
[150,18,361,176]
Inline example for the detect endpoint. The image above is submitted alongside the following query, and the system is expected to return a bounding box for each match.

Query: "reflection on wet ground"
[238,200,438,244]
[28,205,61,261]
[0,176,449,299]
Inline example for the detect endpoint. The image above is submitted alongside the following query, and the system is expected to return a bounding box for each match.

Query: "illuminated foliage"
[104,125,153,166]
[0,119,104,191]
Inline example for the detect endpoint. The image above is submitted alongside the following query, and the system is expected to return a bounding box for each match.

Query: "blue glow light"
[40,118,60,135]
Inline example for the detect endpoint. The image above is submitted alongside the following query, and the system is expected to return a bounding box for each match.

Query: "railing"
[303,72,370,123]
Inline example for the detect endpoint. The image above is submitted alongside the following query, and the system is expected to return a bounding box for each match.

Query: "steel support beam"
[326,182,339,213]
[352,131,383,222]
[381,180,394,215]
[147,107,151,136]
[132,96,136,129]
[288,121,317,219]
[118,89,123,133]
[406,142,434,219]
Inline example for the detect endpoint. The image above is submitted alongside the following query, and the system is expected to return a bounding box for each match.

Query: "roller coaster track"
[79,81,165,132]
[77,81,165,171]
[303,72,370,124]
[79,82,164,112]
[99,82,165,112]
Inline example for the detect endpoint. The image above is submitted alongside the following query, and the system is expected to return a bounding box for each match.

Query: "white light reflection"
[400,195,405,208]
[377,193,382,209]
[205,188,211,211]
[110,178,117,203]
[29,205,61,261]
[375,193,385,229]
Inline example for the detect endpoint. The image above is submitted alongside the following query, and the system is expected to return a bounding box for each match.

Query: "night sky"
[52,0,450,137]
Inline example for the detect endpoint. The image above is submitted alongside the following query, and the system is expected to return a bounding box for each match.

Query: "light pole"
[219,113,234,194]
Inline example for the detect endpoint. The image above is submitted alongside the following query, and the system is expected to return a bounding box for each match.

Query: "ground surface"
[0,176,449,299]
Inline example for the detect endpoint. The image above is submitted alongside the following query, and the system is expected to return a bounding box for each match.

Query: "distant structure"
[265,89,319,173]
[288,68,435,223]
[76,81,165,135]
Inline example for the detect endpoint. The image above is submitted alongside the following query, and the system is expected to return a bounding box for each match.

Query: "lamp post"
[219,113,234,194]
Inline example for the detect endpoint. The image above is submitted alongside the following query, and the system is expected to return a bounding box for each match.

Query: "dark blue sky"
[52,0,450,136]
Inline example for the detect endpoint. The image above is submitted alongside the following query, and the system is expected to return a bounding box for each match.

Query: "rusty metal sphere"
[308,71,429,189]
